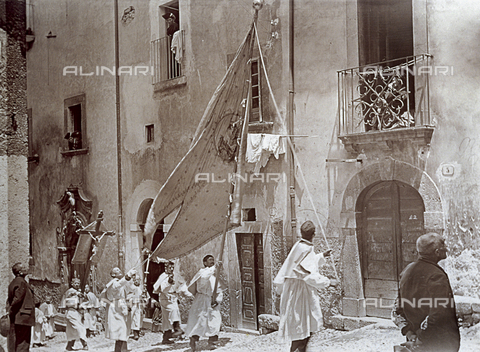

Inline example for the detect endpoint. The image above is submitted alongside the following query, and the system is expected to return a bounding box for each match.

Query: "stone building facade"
[0,0,29,350]
[25,0,480,332]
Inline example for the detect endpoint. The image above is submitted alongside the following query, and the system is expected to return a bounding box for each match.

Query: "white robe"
[32,308,47,344]
[59,287,87,341]
[127,285,143,331]
[185,267,222,338]
[153,273,182,332]
[39,302,55,337]
[82,291,100,331]
[102,277,130,341]
[274,239,330,342]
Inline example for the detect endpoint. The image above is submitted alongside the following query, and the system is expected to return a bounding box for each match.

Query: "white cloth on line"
[171,31,183,63]
[246,133,286,173]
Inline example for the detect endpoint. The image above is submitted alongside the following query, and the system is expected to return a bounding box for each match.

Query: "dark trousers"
[8,324,31,352]
[290,337,309,352]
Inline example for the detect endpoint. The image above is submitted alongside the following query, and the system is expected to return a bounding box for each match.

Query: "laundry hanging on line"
[246,133,286,173]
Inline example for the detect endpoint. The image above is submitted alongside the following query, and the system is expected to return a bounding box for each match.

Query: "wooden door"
[237,233,264,330]
[361,181,424,318]
[254,235,265,315]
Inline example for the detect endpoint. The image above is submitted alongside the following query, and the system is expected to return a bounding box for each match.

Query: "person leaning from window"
[162,12,179,37]
[7,263,35,352]
[393,233,460,352]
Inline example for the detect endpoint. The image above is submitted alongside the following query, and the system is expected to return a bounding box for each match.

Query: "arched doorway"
[356,180,425,317]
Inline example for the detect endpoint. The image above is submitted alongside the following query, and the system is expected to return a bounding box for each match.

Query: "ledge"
[153,75,187,92]
[338,126,434,153]
[61,148,89,157]
[248,121,274,133]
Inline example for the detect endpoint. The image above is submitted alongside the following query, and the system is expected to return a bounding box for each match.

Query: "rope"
[254,23,339,280]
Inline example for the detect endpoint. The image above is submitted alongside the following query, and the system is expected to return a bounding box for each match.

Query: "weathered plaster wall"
[424,0,480,254]
[293,0,347,230]
[27,0,118,287]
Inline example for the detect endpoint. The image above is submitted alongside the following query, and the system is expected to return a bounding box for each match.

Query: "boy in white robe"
[274,220,336,352]
[39,295,55,339]
[59,278,88,351]
[185,255,223,352]
[126,277,144,340]
[82,284,100,338]
[101,267,136,352]
[153,260,189,344]
[32,303,47,347]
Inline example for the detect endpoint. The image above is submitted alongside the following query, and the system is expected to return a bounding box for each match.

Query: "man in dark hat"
[273,221,336,352]
[162,12,179,37]
[7,262,35,352]
[393,233,460,352]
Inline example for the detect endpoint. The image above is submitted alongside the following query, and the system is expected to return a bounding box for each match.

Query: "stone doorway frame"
[340,158,444,317]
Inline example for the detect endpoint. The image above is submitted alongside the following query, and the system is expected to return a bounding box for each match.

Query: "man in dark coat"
[393,233,460,352]
[7,263,35,352]
[162,12,179,37]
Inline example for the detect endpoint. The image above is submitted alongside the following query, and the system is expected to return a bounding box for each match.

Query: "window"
[145,124,155,143]
[151,1,182,84]
[357,0,415,131]
[358,0,413,67]
[160,1,179,38]
[64,94,86,151]
[250,59,262,123]
[243,208,257,222]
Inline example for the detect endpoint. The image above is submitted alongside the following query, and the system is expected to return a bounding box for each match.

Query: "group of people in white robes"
[47,219,335,352]
[31,297,55,347]
[151,254,224,351]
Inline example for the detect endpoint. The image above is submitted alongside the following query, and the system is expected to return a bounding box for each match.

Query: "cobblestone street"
[28,320,480,352]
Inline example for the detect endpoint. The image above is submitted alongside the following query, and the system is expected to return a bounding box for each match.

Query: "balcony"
[337,55,434,153]
[151,31,184,87]
[26,1,35,49]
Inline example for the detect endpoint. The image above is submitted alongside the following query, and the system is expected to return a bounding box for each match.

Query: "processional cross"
[73,210,115,293]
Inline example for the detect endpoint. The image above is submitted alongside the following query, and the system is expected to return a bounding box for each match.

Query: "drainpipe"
[287,0,296,250]
[114,0,124,271]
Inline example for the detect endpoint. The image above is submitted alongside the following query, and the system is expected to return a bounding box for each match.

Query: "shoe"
[172,328,184,338]
[207,343,218,350]
[172,321,184,338]
[189,338,196,352]
[162,339,174,344]
[81,346,89,351]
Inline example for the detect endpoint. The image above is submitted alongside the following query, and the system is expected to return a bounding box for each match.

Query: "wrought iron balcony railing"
[151,31,183,85]
[338,54,432,136]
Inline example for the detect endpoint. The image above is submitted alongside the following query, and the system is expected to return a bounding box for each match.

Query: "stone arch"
[124,180,162,274]
[340,157,444,317]
[137,198,154,228]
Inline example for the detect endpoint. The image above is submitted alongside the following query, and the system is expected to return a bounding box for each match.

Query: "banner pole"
[212,12,257,305]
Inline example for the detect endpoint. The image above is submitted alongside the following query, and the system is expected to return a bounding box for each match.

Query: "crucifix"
[73,210,115,293]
